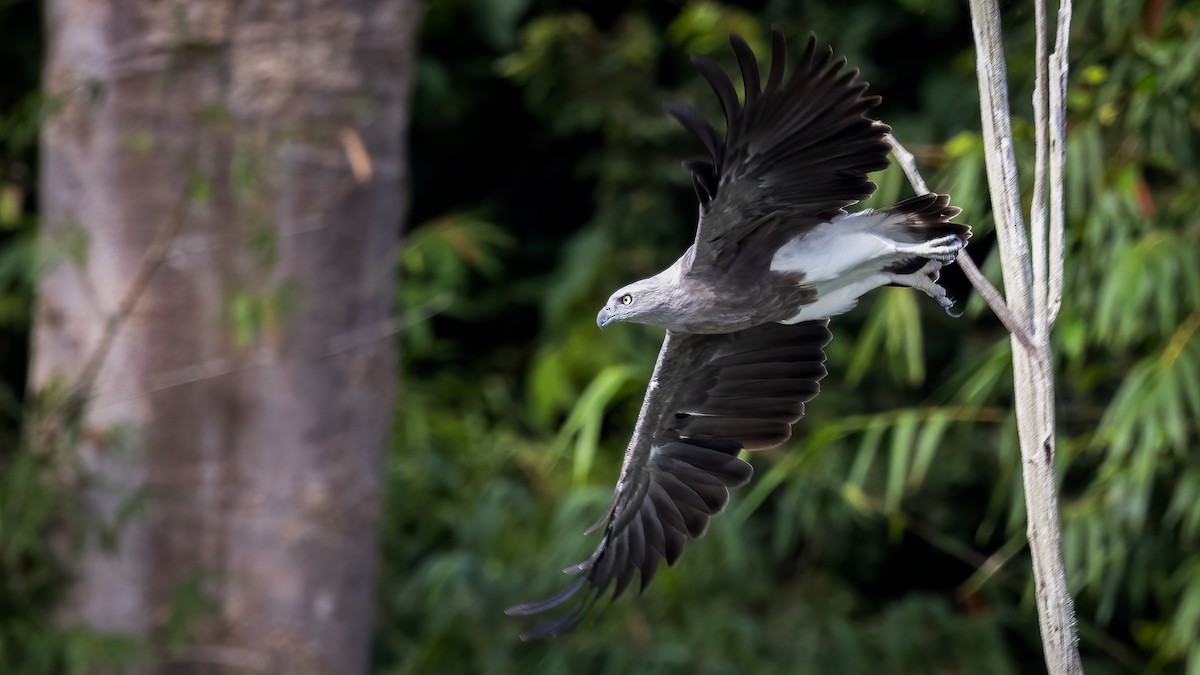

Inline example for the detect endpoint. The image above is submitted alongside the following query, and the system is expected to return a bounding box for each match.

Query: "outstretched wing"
[506,320,831,639]
[669,31,890,271]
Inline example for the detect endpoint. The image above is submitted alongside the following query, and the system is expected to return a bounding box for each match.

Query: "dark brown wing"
[668,31,890,271]
[506,320,831,639]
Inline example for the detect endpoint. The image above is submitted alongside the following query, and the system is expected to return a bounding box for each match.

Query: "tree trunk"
[34,2,418,672]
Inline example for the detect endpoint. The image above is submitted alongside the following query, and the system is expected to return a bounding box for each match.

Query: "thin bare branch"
[956,250,1039,356]
[968,0,1034,324]
[72,298,451,409]
[1048,0,1073,324]
[1031,0,1051,334]
[72,190,191,401]
[884,133,930,195]
[27,186,191,455]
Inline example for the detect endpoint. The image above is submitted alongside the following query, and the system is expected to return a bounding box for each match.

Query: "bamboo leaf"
[848,419,887,488]
[542,364,638,485]
[884,412,918,511]
[910,411,950,489]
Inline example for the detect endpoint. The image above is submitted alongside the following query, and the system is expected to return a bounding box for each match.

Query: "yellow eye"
[620,294,633,305]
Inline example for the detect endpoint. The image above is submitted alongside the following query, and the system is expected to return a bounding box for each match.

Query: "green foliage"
[0,0,1197,672]
[0,378,144,673]
[387,0,1200,673]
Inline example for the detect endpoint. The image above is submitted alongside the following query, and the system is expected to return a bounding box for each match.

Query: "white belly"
[770,211,902,322]
[780,272,890,322]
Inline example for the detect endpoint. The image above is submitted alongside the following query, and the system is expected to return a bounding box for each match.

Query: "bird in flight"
[507,30,970,639]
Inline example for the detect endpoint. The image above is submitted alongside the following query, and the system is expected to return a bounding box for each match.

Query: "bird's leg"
[893,235,965,265]
[885,262,960,317]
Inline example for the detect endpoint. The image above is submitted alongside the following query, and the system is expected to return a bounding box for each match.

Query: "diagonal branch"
[884,133,1039,356]
[74,191,191,399]
[955,250,1040,357]
[883,132,930,195]
[32,182,192,449]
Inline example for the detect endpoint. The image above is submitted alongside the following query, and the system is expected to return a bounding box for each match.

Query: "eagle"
[507,30,970,639]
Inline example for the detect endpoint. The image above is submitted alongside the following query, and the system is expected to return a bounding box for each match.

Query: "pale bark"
[967,0,1082,672]
[35,1,418,673]
[886,2,1080,668]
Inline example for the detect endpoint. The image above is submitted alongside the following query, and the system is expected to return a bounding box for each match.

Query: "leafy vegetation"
[3,0,1199,673]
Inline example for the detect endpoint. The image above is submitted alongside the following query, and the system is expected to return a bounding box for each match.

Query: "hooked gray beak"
[596,306,613,330]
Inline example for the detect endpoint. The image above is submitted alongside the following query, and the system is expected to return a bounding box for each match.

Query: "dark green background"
[3,0,1199,672]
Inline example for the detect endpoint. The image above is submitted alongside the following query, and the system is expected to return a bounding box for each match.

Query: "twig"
[69,296,449,409]
[165,646,270,673]
[1048,0,1073,324]
[968,0,1034,323]
[36,185,192,435]
[955,250,1040,357]
[883,133,930,195]
[26,185,190,459]
[1031,0,1051,336]
[74,193,191,397]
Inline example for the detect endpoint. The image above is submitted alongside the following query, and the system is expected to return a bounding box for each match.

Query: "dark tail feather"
[880,193,971,241]
[879,193,970,275]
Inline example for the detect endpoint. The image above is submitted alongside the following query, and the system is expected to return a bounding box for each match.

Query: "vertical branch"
[1031,0,1051,333]
[1048,0,1074,324]
[967,0,1034,323]
[967,0,1083,673]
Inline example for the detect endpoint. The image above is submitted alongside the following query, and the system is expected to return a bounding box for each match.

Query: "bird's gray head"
[596,277,675,329]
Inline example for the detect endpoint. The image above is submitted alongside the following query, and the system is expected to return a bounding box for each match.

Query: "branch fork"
[885,0,1081,667]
